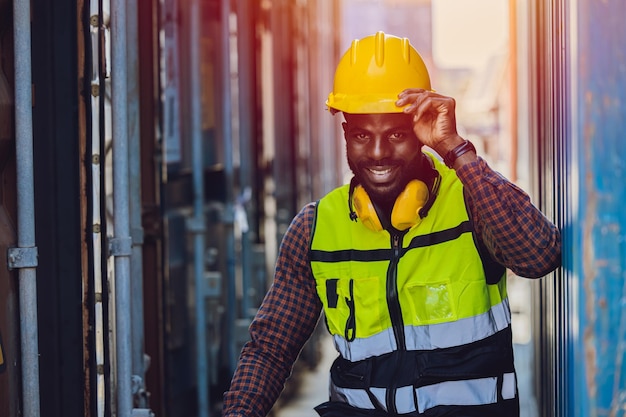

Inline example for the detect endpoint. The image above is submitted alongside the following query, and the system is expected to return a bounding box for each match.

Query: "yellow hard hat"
[326,31,431,114]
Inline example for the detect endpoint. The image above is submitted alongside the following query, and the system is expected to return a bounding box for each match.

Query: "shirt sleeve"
[222,203,322,417]
[455,157,561,278]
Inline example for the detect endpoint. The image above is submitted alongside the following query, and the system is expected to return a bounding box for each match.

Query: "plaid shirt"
[222,157,561,417]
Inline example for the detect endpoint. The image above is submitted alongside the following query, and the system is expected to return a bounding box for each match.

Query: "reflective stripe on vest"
[332,297,511,362]
[330,372,517,414]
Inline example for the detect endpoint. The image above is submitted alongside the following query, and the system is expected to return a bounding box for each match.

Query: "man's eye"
[353,133,369,141]
[389,132,405,141]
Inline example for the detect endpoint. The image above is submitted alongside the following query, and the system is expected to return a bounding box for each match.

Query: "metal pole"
[189,0,209,415]
[12,1,41,416]
[220,0,238,376]
[110,0,133,415]
[126,0,148,408]
[236,0,254,319]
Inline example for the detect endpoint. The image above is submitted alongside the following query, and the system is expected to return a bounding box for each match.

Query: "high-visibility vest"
[310,157,519,416]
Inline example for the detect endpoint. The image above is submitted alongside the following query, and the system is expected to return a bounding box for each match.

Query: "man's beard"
[348,152,426,206]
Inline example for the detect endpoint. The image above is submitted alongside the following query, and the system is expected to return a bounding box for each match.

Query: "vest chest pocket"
[318,276,383,340]
[405,280,456,325]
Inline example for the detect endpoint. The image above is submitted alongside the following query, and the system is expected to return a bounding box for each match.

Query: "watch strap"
[443,140,476,168]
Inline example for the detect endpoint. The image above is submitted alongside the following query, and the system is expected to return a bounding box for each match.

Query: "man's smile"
[364,165,396,183]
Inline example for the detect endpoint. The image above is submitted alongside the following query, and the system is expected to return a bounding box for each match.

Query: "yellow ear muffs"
[391,179,430,230]
[352,185,384,232]
[351,179,430,232]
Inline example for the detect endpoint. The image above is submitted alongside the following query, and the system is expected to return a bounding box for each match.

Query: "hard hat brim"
[326,93,409,114]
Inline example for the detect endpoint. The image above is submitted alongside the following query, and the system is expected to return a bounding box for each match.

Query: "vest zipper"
[387,233,406,349]
[386,232,406,415]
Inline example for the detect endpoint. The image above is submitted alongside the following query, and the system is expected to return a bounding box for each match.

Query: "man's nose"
[368,136,391,161]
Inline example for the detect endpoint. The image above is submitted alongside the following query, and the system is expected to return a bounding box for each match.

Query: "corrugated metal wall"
[533,1,626,416]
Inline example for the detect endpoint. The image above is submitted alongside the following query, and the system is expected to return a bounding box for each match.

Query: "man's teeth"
[368,168,391,175]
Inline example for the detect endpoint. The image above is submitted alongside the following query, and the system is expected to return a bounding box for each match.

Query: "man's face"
[343,112,423,205]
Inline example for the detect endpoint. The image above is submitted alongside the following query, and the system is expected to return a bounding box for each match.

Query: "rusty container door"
[0,1,20,414]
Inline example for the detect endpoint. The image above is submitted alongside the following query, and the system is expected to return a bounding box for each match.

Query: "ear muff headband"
[351,179,431,232]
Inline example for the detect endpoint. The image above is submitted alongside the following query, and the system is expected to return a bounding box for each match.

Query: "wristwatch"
[443,140,476,168]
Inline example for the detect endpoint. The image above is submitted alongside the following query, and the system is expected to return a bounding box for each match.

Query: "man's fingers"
[412,95,450,122]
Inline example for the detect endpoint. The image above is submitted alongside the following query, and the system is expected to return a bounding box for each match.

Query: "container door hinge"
[108,237,132,257]
[131,409,155,417]
[7,246,38,270]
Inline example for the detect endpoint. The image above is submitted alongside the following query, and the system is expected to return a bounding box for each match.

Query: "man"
[222,31,561,417]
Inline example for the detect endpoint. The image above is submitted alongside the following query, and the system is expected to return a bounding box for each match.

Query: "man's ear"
[341,121,348,138]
